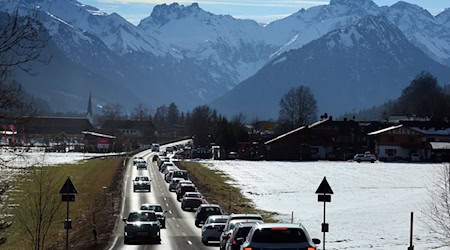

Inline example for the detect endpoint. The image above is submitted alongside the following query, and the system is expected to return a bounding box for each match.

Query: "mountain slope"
[139,3,277,87]
[211,16,450,119]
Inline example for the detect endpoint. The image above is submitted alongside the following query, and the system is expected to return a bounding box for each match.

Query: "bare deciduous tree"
[0,9,49,245]
[14,166,61,250]
[278,85,318,133]
[423,164,450,246]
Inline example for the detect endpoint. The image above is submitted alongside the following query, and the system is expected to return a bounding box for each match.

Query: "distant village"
[1,95,449,163]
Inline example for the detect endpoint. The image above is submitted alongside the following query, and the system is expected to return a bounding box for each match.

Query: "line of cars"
[156,154,322,250]
[123,157,167,244]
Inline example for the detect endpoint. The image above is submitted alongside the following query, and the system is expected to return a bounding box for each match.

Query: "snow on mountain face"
[0,0,169,56]
[211,15,450,119]
[384,2,450,66]
[265,0,382,58]
[436,8,450,28]
[139,3,276,85]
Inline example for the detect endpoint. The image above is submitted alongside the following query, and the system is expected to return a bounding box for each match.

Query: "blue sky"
[78,0,450,25]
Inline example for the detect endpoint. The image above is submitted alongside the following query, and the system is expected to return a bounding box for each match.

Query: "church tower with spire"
[87,93,93,125]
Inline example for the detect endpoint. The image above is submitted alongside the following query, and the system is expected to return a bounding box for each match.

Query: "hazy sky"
[78,0,450,25]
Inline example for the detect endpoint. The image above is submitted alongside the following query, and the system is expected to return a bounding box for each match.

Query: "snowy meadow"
[201,160,446,250]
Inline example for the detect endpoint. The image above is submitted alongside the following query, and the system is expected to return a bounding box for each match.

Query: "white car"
[353,153,377,163]
[201,215,229,245]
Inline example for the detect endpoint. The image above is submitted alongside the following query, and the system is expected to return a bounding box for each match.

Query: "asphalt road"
[109,143,218,250]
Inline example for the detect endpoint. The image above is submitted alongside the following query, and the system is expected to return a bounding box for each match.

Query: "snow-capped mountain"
[264,0,381,57]
[265,0,450,67]
[384,2,450,67]
[211,15,450,119]
[1,0,449,117]
[139,3,277,87]
[1,0,169,56]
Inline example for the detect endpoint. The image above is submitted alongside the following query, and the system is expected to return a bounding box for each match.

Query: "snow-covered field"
[201,160,447,250]
[0,149,123,184]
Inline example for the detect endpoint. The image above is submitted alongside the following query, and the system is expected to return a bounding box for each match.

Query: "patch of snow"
[201,160,445,249]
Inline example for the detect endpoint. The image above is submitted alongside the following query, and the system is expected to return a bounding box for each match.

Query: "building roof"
[82,131,116,139]
[102,120,154,130]
[411,127,450,136]
[264,118,330,145]
[430,142,450,150]
[26,116,93,135]
[368,125,403,136]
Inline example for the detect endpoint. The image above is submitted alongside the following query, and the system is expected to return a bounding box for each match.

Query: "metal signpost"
[315,177,333,250]
[59,176,77,250]
[408,212,414,250]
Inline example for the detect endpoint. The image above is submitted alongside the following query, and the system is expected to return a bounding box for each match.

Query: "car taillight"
[307,248,316,250]
[232,240,236,245]
[243,248,252,250]
[271,227,288,231]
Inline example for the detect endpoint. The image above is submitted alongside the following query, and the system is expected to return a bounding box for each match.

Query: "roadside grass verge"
[3,157,124,250]
[176,161,277,222]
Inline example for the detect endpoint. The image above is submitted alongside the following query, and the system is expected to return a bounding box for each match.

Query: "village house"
[264,117,385,161]
[101,119,156,151]
[368,121,450,162]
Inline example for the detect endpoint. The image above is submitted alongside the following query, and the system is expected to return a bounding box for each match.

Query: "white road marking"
[169,210,173,214]
[182,232,186,236]
[164,197,167,201]
[166,203,170,207]
[187,240,192,245]
[176,224,180,228]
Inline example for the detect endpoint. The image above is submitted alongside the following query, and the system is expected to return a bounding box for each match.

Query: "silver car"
[240,223,320,250]
[219,214,263,250]
[140,203,167,228]
[169,177,184,192]
[123,211,161,244]
[201,215,229,245]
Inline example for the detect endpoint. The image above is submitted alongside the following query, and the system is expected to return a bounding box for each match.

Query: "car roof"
[229,213,262,218]
[199,204,220,208]
[252,223,306,230]
[141,203,162,207]
[184,192,201,195]
[128,210,156,214]
[207,215,229,219]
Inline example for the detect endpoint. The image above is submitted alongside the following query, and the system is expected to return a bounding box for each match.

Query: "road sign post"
[59,176,77,250]
[315,177,333,250]
[408,212,414,250]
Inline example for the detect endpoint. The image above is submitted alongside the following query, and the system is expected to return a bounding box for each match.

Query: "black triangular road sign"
[315,177,333,194]
[59,177,77,194]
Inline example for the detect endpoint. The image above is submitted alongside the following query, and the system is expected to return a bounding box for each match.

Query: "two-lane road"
[109,147,218,250]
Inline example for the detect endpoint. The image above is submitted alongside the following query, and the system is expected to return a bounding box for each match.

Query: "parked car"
[176,183,197,201]
[133,176,151,192]
[151,143,160,152]
[239,223,320,250]
[353,153,377,163]
[195,204,224,227]
[219,214,263,250]
[181,192,205,210]
[224,221,260,250]
[201,215,229,245]
[123,211,161,244]
[169,178,184,192]
[410,152,421,162]
[140,203,167,228]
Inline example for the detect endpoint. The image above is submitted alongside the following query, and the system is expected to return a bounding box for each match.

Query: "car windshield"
[127,212,157,222]
[251,228,307,243]
[235,226,252,239]
[185,193,202,198]
[135,177,149,181]
[211,217,228,223]
[141,205,163,212]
